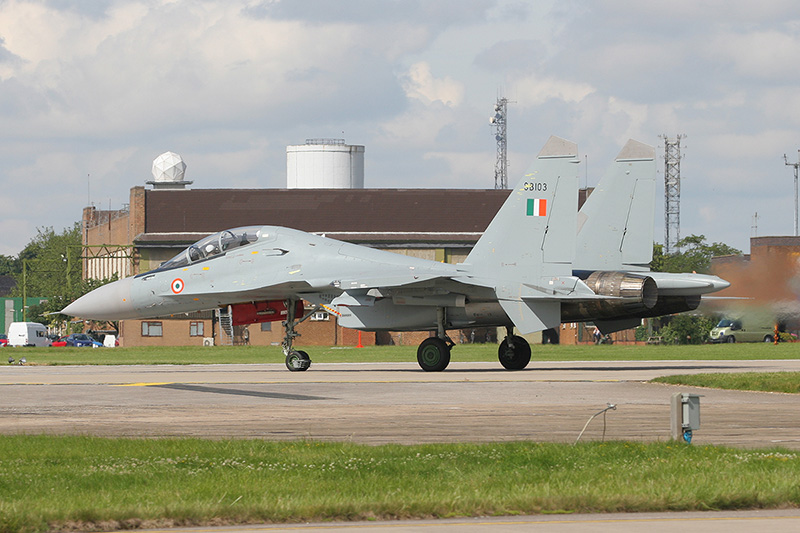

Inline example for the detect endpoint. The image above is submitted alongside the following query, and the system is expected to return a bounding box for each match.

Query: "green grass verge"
[6,341,800,366]
[652,372,800,393]
[2,436,800,533]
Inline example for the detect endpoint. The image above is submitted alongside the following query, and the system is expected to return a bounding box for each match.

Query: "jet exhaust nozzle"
[562,271,657,321]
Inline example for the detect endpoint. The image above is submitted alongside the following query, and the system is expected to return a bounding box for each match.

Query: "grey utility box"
[671,392,702,443]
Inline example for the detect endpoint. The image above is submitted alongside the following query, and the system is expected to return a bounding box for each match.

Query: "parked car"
[7,322,51,347]
[50,336,68,347]
[52,333,103,348]
[0,334,8,347]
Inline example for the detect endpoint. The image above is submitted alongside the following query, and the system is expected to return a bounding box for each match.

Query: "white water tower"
[286,139,364,189]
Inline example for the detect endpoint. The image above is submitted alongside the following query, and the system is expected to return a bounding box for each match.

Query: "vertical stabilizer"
[575,139,656,271]
[466,135,580,281]
[463,136,579,333]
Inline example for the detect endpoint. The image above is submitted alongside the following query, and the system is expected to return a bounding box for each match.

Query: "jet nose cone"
[61,277,135,320]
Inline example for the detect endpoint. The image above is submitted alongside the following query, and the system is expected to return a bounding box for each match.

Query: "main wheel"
[285,350,311,371]
[764,335,775,343]
[498,335,531,370]
[726,336,736,343]
[417,338,451,371]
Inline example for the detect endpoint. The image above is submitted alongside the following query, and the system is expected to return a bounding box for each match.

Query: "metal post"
[22,259,27,322]
[783,151,799,237]
[66,247,72,294]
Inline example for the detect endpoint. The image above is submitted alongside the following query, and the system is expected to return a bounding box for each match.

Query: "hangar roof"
[138,188,511,247]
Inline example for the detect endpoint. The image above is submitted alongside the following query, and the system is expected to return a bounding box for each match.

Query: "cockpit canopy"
[155,226,262,272]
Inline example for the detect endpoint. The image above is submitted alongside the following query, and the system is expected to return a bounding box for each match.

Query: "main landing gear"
[417,308,455,371]
[416,322,532,372]
[498,326,531,370]
[417,336,453,371]
[282,299,318,372]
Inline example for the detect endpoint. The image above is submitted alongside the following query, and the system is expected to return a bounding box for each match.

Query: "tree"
[650,243,665,272]
[0,255,20,276]
[12,223,83,298]
[659,234,741,274]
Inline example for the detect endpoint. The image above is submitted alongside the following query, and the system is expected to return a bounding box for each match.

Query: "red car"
[50,336,68,347]
[0,334,8,347]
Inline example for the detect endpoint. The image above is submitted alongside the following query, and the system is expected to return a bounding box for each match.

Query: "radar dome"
[152,152,186,182]
[148,151,192,189]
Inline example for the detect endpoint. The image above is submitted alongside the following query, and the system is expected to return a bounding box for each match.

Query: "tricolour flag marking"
[526,198,547,217]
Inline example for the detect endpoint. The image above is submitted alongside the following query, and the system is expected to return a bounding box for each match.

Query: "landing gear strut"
[416,308,454,372]
[498,327,531,370]
[282,299,318,371]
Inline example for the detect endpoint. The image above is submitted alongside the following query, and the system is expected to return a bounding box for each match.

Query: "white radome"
[152,152,187,182]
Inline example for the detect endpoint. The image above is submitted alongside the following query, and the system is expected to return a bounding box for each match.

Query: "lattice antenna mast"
[491,97,509,189]
[783,150,800,236]
[662,134,685,254]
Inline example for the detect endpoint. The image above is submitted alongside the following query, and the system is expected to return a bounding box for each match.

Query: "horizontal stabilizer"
[499,299,560,334]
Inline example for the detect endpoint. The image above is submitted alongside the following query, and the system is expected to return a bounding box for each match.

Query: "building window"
[260,322,272,332]
[190,321,204,337]
[311,311,329,321]
[142,321,163,337]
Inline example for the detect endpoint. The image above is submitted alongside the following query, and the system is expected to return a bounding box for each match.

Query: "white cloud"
[706,29,800,81]
[513,75,594,107]
[402,62,464,106]
[422,151,494,188]
[703,130,798,161]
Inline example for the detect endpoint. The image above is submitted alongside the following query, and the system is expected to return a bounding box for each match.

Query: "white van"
[7,322,51,347]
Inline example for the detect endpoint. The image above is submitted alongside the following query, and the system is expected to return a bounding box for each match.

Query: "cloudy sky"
[1,0,799,256]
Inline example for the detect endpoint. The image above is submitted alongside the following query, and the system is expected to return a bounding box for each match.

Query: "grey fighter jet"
[62,136,729,371]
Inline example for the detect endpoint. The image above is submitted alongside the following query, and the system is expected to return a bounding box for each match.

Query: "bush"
[659,315,715,345]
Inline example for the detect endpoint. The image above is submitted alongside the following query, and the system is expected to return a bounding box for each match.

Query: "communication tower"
[662,135,684,254]
[490,97,509,189]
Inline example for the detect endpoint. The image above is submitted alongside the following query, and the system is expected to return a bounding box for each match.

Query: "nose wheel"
[285,350,311,371]
[281,299,320,372]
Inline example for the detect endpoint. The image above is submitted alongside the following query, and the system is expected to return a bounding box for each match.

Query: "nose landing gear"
[281,299,320,371]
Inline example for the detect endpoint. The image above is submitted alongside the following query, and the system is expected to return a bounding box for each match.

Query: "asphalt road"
[2,359,800,447]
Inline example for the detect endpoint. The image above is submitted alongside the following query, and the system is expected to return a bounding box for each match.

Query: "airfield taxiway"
[2,359,800,448]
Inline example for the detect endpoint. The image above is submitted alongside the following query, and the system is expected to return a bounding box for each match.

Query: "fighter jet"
[62,136,729,371]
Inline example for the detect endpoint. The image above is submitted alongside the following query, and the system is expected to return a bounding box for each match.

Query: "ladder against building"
[216,306,234,346]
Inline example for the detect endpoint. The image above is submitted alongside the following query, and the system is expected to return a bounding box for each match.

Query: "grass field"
[5,341,800,366]
[4,342,800,532]
[652,371,800,393]
[2,436,800,533]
